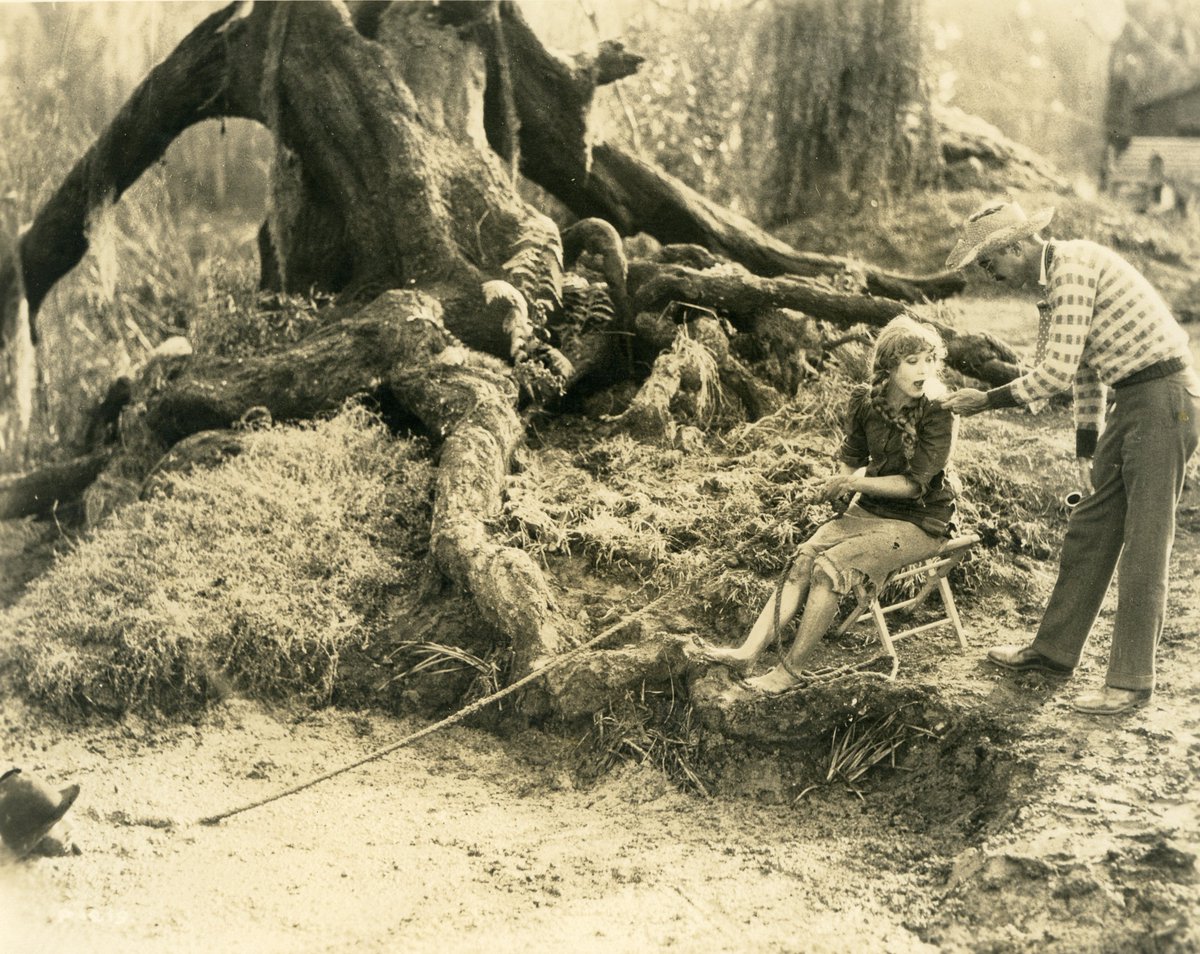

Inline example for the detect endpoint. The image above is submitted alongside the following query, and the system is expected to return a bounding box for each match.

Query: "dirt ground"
[2,301,1199,953]
[0,499,1196,954]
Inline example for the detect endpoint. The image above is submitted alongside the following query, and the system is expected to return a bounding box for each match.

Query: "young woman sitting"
[698,314,961,693]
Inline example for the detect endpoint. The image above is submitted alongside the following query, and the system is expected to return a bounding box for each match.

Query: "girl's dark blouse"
[836,385,959,537]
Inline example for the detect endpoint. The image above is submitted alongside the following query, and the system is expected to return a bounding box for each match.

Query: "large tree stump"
[0,0,1040,725]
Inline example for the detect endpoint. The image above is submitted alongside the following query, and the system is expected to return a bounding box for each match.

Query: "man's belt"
[1112,356,1190,389]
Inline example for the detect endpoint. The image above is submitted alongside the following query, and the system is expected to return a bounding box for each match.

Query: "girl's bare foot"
[743,666,803,695]
[689,640,756,672]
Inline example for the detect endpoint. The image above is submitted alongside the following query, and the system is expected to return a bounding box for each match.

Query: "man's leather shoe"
[986,644,1074,674]
[1071,686,1152,715]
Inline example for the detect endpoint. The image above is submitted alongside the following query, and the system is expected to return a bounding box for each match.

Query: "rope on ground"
[197,594,673,827]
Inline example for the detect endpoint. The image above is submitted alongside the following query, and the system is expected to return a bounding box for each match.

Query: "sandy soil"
[2,497,1198,953]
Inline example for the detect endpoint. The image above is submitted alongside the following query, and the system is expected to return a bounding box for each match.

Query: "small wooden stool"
[834,533,980,675]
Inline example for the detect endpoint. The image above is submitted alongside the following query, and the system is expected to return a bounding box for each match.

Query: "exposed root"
[482,279,572,400]
[389,339,576,680]
[611,331,720,440]
[0,450,110,520]
[561,217,630,324]
[613,310,788,439]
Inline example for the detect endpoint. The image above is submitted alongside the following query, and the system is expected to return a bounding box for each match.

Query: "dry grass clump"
[14,196,263,463]
[583,681,708,796]
[951,407,1078,602]
[379,640,504,708]
[797,707,939,803]
[1,405,433,718]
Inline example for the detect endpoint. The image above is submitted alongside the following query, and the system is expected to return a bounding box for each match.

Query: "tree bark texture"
[389,352,574,679]
[630,263,909,330]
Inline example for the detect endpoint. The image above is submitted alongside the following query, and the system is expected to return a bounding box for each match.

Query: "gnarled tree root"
[0,450,110,520]
[614,314,781,440]
[83,290,573,692]
[388,341,575,680]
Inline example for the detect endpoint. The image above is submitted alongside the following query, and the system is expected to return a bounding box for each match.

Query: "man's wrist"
[985,385,1020,409]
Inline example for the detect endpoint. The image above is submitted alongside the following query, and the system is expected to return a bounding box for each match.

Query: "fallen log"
[586,145,967,304]
[625,262,1024,389]
[629,263,907,329]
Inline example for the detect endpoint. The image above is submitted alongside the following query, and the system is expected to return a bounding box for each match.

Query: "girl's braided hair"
[867,314,947,462]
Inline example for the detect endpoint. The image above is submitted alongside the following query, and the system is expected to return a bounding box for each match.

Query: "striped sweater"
[985,239,1193,456]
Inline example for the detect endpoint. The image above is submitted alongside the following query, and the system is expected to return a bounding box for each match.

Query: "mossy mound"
[1,405,434,718]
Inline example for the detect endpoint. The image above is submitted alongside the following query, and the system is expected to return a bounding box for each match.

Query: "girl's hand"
[818,474,858,502]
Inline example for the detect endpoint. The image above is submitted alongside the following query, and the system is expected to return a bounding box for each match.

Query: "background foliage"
[2,0,1200,464]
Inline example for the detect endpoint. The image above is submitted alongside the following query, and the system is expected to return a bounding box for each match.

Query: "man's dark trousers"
[1031,368,1200,690]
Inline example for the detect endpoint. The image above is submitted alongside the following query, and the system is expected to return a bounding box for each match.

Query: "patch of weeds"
[579,678,709,796]
[797,706,940,802]
[188,259,332,358]
[379,639,510,710]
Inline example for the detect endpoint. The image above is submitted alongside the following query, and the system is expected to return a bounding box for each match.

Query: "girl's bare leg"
[744,574,841,693]
[699,558,813,671]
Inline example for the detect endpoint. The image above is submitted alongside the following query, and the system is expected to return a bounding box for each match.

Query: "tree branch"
[15,3,264,327]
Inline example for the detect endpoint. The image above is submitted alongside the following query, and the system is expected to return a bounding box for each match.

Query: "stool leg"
[938,576,969,649]
[906,569,940,612]
[835,599,867,637]
[862,584,897,661]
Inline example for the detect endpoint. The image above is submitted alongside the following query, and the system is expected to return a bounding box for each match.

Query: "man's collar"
[1038,241,1052,286]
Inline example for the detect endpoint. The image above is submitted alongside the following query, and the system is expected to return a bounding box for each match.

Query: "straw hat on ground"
[0,767,80,860]
[945,201,1055,271]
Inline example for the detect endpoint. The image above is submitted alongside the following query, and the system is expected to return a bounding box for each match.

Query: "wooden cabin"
[1106,83,1200,213]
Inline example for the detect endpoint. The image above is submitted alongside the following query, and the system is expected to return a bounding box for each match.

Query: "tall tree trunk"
[755,0,940,221]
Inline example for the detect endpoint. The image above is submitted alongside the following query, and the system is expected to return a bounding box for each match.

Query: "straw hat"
[945,201,1054,271]
[0,767,80,859]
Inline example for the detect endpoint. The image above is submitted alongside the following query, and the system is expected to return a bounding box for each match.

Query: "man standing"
[940,201,1200,714]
